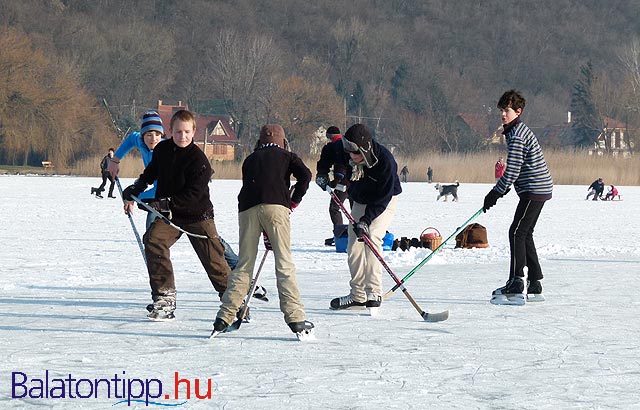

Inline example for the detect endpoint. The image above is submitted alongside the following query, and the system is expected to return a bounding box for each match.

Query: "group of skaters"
[586,178,620,201]
[97,89,552,339]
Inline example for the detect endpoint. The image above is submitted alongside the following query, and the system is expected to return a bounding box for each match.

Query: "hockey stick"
[328,189,448,322]
[383,207,484,300]
[226,243,270,332]
[130,195,208,239]
[115,178,147,265]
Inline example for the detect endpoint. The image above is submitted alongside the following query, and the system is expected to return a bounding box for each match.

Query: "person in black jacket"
[329,124,402,310]
[316,126,349,246]
[586,178,605,200]
[213,124,314,337]
[122,110,230,321]
[91,148,116,198]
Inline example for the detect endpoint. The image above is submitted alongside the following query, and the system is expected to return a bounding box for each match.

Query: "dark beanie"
[259,124,286,148]
[140,110,164,135]
[326,126,341,137]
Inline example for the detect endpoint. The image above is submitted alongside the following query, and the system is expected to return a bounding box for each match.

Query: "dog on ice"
[435,181,460,202]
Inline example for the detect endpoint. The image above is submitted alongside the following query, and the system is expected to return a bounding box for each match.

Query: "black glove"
[483,188,510,212]
[315,174,329,190]
[353,220,370,239]
[140,197,171,213]
[262,231,273,251]
[122,178,147,201]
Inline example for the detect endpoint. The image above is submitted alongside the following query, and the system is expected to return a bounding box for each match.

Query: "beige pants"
[218,204,305,325]
[347,196,398,301]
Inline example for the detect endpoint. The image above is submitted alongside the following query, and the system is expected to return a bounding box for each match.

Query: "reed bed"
[72,149,639,186]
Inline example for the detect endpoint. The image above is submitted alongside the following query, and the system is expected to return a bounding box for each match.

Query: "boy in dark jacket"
[212,124,313,337]
[484,90,553,305]
[123,110,230,321]
[329,124,402,310]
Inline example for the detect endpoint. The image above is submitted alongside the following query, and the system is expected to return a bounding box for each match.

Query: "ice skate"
[209,317,229,339]
[330,295,366,310]
[288,320,315,341]
[365,294,382,317]
[147,298,176,321]
[526,280,545,302]
[490,277,526,306]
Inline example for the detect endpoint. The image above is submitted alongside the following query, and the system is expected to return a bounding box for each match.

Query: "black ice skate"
[490,277,525,306]
[209,317,229,339]
[365,294,382,317]
[330,295,366,310]
[288,320,315,341]
[526,280,545,302]
[252,285,268,302]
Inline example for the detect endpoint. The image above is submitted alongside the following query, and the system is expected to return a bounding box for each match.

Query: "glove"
[140,197,171,213]
[290,202,299,212]
[122,178,147,201]
[329,164,347,188]
[315,174,329,190]
[262,231,273,251]
[352,220,370,239]
[483,188,510,213]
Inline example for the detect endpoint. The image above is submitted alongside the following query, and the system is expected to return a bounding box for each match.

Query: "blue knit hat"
[140,110,164,135]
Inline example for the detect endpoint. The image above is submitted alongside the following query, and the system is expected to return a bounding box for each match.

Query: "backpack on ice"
[455,223,489,249]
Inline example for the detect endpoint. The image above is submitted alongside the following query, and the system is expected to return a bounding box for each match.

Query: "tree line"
[1,0,639,167]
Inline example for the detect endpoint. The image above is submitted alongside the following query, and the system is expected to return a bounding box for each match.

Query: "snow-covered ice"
[1,175,639,409]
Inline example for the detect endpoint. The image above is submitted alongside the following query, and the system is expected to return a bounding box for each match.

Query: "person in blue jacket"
[328,124,402,310]
[109,110,239,270]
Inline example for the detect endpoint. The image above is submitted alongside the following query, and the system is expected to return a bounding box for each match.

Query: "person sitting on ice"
[604,185,619,201]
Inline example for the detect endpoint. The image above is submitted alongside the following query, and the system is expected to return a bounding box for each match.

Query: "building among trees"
[157,100,238,161]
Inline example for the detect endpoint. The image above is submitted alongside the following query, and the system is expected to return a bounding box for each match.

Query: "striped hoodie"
[494,118,553,201]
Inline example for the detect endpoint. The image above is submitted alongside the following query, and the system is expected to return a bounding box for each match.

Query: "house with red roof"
[156,100,238,161]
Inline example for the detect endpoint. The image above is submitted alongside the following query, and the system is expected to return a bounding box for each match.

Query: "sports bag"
[455,223,489,249]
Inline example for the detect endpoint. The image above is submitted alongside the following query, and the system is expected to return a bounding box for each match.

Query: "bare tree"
[207,30,283,141]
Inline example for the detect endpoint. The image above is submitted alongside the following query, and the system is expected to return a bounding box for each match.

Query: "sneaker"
[330,295,366,310]
[90,187,97,195]
[324,237,335,246]
[108,195,117,198]
[527,280,545,302]
[490,277,525,306]
[96,193,103,199]
[210,317,229,338]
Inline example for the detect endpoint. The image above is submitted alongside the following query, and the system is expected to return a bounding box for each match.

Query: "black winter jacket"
[137,139,214,223]
[238,145,311,212]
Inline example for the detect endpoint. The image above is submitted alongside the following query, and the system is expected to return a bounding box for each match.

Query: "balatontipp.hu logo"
[10,370,215,407]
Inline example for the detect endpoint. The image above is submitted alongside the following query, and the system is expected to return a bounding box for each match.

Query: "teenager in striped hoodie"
[483,90,553,306]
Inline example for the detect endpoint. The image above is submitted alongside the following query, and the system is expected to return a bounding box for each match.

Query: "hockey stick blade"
[422,310,449,323]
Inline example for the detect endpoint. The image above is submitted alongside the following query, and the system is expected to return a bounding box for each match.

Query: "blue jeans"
[220,236,239,270]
